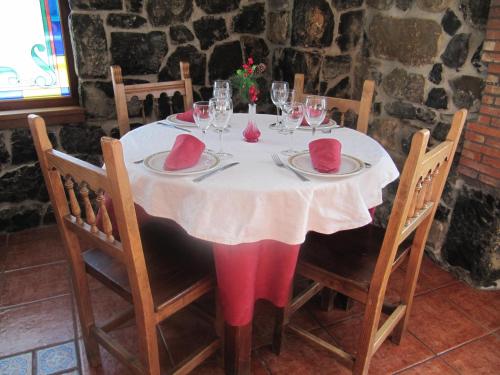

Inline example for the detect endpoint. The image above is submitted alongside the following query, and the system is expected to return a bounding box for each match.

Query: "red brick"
[484,85,500,95]
[483,155,500,168]
[464,140,500,158]
[486,30,500,40]
[495,97,500,106]
[465,130,486,143]
[460,158,500,178]
[480,105,500,117]
[489,63,500,74]
[478,174,500,187]
[478,115,491,125]
[461,149,482,161]
[457,165,479,179]
[485,137,500,148]
[468,122,500,137]
[482,52,500,63]
[491,7,500,18]
[483,95,495,105]
[488,19,500,30]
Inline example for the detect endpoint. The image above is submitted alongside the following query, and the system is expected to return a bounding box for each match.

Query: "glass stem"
[289,130,294,151]
[218,130,224,154]
[312,127,316,140]
[276,106,280,125]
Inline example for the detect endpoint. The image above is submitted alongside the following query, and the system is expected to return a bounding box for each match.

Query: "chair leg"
[215,290,225,367]
[334,293,354,311]
[272,306,289,355]
[137,320,161,375]
[391,231,427,344]
[320,288,336,312]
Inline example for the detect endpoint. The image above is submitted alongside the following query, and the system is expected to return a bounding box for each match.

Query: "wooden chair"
[294,74,375,134]
[111,62,193,137]
[28,114,219,375]
[273,109,467,375]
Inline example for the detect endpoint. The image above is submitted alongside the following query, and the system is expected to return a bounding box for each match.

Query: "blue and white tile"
[0,352,32,375]
[36,341,77,375]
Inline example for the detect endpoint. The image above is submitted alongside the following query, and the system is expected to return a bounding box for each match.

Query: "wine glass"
[281,101,304,156]
[304,95,327,138]
[193,101,212,149]
[270,81,289,129]
[209,97,233,159]
[213,80,232,99]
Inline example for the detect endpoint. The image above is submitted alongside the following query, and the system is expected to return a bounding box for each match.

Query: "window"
[0,0,78,110]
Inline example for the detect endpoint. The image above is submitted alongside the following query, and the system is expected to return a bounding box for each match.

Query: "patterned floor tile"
[0,352,32,375]
[36,341,77,375]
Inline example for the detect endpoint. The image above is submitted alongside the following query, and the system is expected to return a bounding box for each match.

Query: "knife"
[192,162,240,182]
[158,121,192,133]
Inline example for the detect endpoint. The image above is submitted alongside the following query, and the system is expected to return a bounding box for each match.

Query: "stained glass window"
[0,0,71,101]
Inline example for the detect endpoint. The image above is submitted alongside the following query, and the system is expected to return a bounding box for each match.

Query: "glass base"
[216,152,233,159]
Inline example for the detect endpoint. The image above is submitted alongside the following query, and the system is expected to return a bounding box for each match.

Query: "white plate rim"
[296,119,339,131]
[143,150,220,176]
[164,114,197,127]
[287,151,365,178]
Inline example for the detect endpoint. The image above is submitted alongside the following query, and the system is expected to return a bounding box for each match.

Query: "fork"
[271,154,309,182]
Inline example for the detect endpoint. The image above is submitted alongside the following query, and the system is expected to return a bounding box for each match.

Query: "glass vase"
[243,103,260,142]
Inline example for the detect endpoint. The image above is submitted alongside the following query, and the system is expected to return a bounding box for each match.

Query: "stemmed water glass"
[213,80,232,99]
[209,97,233,159]
[281,101,304,156]
[193,101,212,150]
[304,95,327,138]
[270,81,289,129]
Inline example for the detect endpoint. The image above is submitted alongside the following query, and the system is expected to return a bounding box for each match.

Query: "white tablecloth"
[120,114,399,245]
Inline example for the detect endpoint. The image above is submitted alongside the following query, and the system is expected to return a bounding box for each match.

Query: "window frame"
[0,0,79,111]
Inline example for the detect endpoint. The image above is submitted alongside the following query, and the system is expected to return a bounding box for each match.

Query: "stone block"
[441,33,471,69]
[267,12,289,45]
[241,36,269,64]
[159,45,206,85]
[460,0,490,29]
[385,101,417,119]
[273,48,321,94]
[416,0,450,12]
[395,0,412,10]
[325,77,350,99]
[209,41,243,81]
[195,0,240,14]
[169,25,194,44]
[0,205,42,232]
[370,117,422,156]
[69,14,108,78]
[366,0,394,10]
[110,31,168,75]
[106,14,147,28]
[81,81,116,119]
[126,0,143,12]
[428,63,443,85]
[368,15,441,66]
[291,0,334,48]
[193,17,228,50]
[322,55,351,80]
[332,0,364,10]
[233,3,266,34]
[432,121,451,141]
[0,133,9,165]
[450,75,484,110]
[443,186,500,286]
[382,68,425,103]
[425,87,448,109]
[60,124,106,155]
[442,9,462,36]
[0,164,47,203]
[11,129,57,165]
[337,10,364,52]
[471,43,486,74]
[146,0,193,26]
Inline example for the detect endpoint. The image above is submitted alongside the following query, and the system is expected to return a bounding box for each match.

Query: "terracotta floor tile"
[257,327,352,375]
[407,290,487,354]
[440,334,500,375]
[306,295,364,328]
[396,357,459,374]
[438,282,500,331]
[0,295,74,357]
[4,236,66,271]
[8,225,60,246]
[416,257,458,291]
[0,262,71,307]
[325,317,434,374]
[192,356,269,374]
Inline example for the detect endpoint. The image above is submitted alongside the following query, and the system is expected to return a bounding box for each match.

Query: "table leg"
[224,322,252,375]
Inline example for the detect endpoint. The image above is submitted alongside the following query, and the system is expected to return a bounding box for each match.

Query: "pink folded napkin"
[164,134,205,171]
[301,114,330,126]
[309,138,342,173]
[176,109,195,123]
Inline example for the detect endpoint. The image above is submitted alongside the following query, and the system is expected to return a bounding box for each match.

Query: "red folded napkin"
[164,134,205,171]
[301,114,330,126]
[309,138,342,173]
[176,109,194,123]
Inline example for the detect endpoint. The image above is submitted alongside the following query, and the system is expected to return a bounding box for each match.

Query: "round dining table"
[120,113,399,374]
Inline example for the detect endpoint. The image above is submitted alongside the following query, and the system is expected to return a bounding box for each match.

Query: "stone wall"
[359,0,499,287]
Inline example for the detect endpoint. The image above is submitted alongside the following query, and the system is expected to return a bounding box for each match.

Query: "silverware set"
[157,121,191,133]
[271,153,310,182]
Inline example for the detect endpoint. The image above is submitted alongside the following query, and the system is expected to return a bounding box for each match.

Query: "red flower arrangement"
[232,57,266,104]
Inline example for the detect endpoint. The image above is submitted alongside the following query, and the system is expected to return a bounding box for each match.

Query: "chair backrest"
[371,109,467,297]
[28,114,156,316]
[111,61,193,137]
[294,74,375,134]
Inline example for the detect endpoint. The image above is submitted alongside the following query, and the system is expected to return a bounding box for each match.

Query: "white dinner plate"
[288,151,365,178]
[164,114,197,127]
[143,151,220,176]
[296,119,339,131]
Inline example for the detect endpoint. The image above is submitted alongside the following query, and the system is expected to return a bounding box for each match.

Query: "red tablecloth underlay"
[96,199,375,327]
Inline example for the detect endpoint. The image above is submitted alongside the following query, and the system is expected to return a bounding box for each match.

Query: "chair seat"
[299,224,411,290]
[83,220,214,311]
